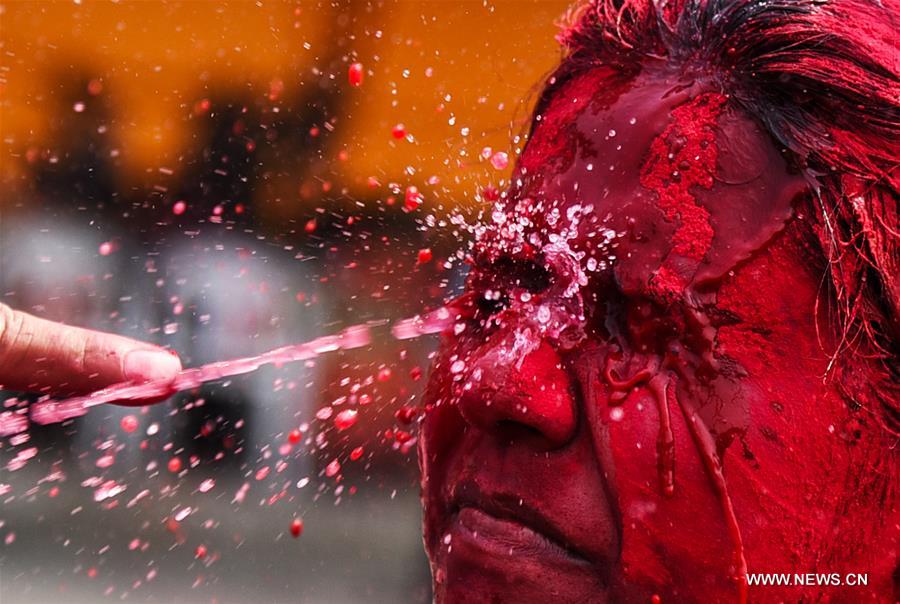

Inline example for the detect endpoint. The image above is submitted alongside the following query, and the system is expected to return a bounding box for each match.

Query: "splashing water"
[0,308,453,435]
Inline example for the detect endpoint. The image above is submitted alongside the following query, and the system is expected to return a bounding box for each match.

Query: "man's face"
[419,67,875,602]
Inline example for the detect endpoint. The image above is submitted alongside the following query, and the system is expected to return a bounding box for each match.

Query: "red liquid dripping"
[648,374,675,497]
[674,387,748,604]
[603,346,746,599]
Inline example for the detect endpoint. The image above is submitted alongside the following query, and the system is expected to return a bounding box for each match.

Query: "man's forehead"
[479,66,807,300]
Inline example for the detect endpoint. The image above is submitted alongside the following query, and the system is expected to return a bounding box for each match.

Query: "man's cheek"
[601,388,737,598]
[715,326,858,571]
[419,369,468,532]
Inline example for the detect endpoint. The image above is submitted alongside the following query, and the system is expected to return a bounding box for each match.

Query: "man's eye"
[475,288,508,317]
[467,257,552,322]
[460,257,551,322]
[493,257,552,294]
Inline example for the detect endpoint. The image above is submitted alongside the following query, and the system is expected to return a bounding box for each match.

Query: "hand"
[0,303,181,403]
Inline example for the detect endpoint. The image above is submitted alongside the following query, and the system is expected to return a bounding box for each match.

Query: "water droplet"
[417,248,433,264]
[120,415,138,433]
[348,62,364,87]
[404,186,423,211]
[537,306,551,324]
[198,478,215,493]
[325,459,341,477]
[395,406,417,424]
[334,409,358,431]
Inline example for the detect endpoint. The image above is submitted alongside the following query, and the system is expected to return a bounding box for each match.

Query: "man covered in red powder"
[419,0,898,602]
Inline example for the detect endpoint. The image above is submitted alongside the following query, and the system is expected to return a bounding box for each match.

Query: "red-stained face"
[419,66,894,603]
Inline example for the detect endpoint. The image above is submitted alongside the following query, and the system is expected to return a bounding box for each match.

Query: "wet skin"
[420,66,895,602]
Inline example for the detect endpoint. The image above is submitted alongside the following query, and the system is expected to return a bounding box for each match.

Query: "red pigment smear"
[639,93,725,302]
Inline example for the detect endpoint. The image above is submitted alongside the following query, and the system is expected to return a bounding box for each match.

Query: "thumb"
[0,303,182,395]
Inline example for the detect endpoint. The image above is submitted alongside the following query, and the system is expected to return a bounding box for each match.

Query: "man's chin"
[433,555,609,604]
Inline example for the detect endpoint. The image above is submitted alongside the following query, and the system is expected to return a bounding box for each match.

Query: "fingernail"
[124,349,182,382]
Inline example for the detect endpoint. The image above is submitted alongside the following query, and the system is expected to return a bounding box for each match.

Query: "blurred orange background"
[2,0,570,213]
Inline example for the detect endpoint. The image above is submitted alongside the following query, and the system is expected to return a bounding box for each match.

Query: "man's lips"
[447,483,597,570]
[452,506,592,567]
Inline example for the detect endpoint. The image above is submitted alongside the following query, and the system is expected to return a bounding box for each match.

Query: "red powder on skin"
[640,93,725,302]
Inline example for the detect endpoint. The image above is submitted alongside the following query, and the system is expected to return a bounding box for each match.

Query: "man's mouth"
[446,483,597,571]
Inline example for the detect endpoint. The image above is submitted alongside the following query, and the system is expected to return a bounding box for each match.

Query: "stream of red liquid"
[0,308,452,434]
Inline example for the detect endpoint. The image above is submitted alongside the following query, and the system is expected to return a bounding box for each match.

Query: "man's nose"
[457,340,577,448]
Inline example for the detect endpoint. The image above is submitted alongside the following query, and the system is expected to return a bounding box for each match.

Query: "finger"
[0,303,182,396]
